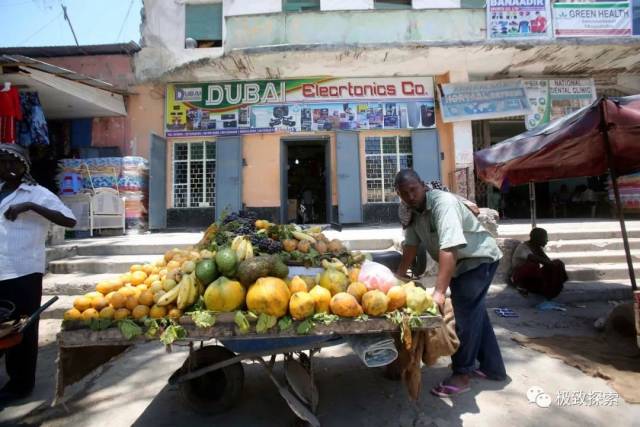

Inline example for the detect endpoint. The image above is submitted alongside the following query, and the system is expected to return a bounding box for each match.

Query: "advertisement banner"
[553,2,632,37]
[439,79,532,122]
[165,77,435,137]
[524,78,596,129]
[487,0,552,39]
[524,80,551,129]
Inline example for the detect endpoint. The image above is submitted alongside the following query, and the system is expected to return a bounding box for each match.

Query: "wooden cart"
[57,313,442,426]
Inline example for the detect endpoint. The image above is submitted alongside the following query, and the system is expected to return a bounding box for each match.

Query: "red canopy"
[474,95,640,188]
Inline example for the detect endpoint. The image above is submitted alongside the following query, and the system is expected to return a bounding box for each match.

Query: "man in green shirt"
[394,169,506,397]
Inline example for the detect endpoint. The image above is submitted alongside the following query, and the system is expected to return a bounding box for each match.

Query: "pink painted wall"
[41,55,135,90]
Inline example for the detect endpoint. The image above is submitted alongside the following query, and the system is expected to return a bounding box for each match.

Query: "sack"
[358,260,397,294]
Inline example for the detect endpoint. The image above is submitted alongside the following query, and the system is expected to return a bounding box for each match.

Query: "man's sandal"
[430,382,470,397]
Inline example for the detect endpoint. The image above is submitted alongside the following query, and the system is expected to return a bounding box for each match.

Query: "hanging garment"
[18,92,49,147]
[0,87,22,143]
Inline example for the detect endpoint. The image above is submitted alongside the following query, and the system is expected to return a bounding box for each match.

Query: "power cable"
[116,0,135,42]
[17,10,63,45]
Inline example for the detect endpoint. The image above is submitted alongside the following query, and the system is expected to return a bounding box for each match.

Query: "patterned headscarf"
[0,143,37,185]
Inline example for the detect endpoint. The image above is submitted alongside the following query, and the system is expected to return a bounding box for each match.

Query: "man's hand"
[432,289,446,315]
[4,202,33,221]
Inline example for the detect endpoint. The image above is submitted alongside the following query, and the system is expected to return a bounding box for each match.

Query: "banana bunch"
[291,230,316,244]
[231,235,254,262]
[321,258,349,276]
[157,272,198,309]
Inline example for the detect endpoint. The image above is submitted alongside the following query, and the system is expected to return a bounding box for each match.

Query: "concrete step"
[75,242,193,256]
[499,228,640,242]
[546,238,640,253]
[551,250,640,265]
[43,273,119,296]
[344,239,395,251]
[566,263,639,281]
[48,254,163,274]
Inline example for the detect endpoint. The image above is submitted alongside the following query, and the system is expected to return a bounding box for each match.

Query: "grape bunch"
[250,234,282,254]
[222,211,257,233]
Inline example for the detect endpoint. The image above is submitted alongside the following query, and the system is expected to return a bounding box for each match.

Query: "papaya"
[386,285,407,311]
[330,292,363,318]
[289,292,315,320]
[362,290,389,316]
[309,285,331,314]
[204,277,246,312]
[246,277,291,318]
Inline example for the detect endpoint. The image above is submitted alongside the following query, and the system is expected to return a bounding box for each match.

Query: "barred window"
[365,136,412,203]
[172,141,216,208]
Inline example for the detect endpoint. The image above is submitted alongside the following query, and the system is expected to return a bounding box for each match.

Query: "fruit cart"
[56,312,441,426]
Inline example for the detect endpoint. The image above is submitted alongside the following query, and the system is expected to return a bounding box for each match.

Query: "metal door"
[215,136,243,219]
[336,131,363,224]
[411,129,441,183]
[149,133,167,230]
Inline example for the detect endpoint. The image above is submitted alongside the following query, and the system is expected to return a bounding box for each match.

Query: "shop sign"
[553,2,632,37]
[439,79,532,122]
[165,77,435,137]
[487,0,552,40]
[524,78,596,129]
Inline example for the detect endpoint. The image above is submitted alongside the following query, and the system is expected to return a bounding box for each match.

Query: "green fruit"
[237,256,273,286]
[271,260,289,279]
[195,259,218,285]
[216,247,238,276]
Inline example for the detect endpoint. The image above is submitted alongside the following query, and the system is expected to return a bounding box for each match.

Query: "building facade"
[134,0,640,228]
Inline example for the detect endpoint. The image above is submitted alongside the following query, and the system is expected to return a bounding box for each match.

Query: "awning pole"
[600,99,637,291]
[529,181,537,229]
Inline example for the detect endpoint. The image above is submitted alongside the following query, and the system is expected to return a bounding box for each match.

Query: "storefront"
[159,76,451,228]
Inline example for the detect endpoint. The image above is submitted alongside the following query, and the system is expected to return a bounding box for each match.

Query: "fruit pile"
[63,212,436,336]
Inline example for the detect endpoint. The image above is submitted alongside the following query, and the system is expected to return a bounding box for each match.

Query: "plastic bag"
[358,260,398,294]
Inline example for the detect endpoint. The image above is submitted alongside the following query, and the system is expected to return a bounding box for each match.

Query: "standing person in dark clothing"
[394,169,506,397]
[0,143,76,402]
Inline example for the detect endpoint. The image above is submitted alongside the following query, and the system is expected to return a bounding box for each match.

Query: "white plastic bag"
[358,260,397,294]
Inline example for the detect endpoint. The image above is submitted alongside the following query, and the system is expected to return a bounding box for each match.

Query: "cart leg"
[256,357,320,427]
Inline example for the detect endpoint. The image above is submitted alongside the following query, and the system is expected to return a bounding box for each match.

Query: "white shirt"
[511,241,534,270]
[0,182,76,281]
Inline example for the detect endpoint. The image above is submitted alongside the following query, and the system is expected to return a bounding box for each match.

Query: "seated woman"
[511,228,567,300]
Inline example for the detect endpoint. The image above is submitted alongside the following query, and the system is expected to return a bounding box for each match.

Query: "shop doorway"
[280,138,331,224]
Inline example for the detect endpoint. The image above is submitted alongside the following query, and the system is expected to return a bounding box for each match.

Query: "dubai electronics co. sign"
[170,77,435,112]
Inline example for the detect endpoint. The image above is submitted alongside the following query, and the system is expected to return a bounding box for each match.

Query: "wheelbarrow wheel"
[178,345,244,415]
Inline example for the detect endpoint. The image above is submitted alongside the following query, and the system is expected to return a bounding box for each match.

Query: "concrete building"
[134,0,640,228]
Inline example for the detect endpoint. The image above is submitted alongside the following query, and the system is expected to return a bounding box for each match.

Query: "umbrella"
[474,95,640,291]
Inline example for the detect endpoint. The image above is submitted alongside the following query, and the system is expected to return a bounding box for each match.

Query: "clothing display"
[58,157,150,231]
[0,87,22,143]
[18,92,49,147]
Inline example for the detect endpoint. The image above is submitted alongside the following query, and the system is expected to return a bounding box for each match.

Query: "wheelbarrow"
[0,296,58,350]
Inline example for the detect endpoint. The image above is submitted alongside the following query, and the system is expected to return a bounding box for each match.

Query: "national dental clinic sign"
[165,77,436,137]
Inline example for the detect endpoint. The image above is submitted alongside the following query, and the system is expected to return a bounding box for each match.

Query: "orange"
[82,308,99,321]
[91,296,108,311]
[73,296,92,312]
[120,272,133,284]
[130,264,143,272]
[132,305,150,320]
[149,282,164,293]
[149,305,167,319]
[125,295,139,311]
[63,308,82,321]
[168,308,182,319]
[130,271,148,286]
[109,292,126,309]
[114,308,130,320]
[96,281,112,295]
[144,274,160,286]
[142,264,155,275]
[138,290,154,306]
[119,286,136,298]
[99,306,115,319]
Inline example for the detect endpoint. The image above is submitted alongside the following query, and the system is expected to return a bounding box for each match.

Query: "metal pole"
[529,181,537,229]
[599,98,637,291]
[61,4,80,47]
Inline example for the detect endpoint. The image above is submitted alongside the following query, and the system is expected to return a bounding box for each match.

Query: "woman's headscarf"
[0,143,37,185]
